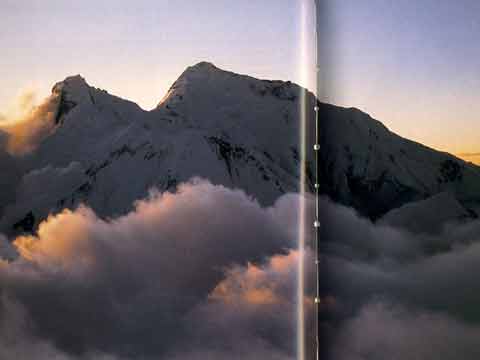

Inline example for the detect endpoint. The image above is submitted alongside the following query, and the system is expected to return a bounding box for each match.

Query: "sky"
[317,0,480,162]
[0,0,307,111]
[0,0,478,162]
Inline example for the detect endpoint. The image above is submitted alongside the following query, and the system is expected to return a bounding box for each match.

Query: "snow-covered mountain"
[378,191,472,233]
[318,103,480,221]
[1,62,479,235]
[0,63,308,235]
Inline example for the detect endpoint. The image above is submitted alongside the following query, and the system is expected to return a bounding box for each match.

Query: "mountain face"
[0,63,309,235]
[1,62,479,235]
[318,102,480,221]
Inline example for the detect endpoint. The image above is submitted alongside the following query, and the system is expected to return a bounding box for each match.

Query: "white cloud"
[0,180,308,359]
[333,301,480,360]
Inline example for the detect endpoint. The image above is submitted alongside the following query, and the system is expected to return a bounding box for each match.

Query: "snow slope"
[0,62,479,235]
[318,103,480,219]
[378,191,472,234]
[0,63,307,235]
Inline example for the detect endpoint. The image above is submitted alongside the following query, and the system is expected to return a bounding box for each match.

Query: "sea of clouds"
[0,180,314,360]
[319,198,480,359]
[2,179,480,359]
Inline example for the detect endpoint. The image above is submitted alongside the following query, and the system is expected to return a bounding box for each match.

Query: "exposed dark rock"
[76,182,92,195]
[439,159,463,182]
[249,80,298,101]
[13,211,35,233]
[54,93,77,124]
[205,136,234,177]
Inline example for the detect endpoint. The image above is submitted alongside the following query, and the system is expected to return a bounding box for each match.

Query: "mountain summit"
[0,62,307,234]
[1,62,479,235]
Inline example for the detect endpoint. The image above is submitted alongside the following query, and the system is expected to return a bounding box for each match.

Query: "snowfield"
[1,62,479,235]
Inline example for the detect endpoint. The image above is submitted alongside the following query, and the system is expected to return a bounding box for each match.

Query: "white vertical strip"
[298,1,318,360]
[297,1,307,356]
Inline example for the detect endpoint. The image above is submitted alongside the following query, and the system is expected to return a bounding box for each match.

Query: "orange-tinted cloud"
[209,253,297,306]
[13,207,97,269]
[0,181,304,359]
[0,89,59,155]
[209,248,315,312]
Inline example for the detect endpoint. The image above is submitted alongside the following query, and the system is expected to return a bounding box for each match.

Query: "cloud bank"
[332,301,480,360]
[318,197,480,359]
[0,180,309,359]
[3,176,479,359]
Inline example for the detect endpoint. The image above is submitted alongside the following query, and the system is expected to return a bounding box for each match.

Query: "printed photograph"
[2,0,479,359]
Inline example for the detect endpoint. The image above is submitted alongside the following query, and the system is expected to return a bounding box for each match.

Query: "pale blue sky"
[0,0,307,111]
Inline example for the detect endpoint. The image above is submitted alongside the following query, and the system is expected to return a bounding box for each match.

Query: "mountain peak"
[51,74,94,112]
[64,74,87,84]
[187,61,219,72]
[52,75,88,95]
[155,62,224,109]
[178,61,228,81]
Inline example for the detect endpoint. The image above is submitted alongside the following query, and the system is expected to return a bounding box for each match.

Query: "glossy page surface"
[316,1,480,358]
